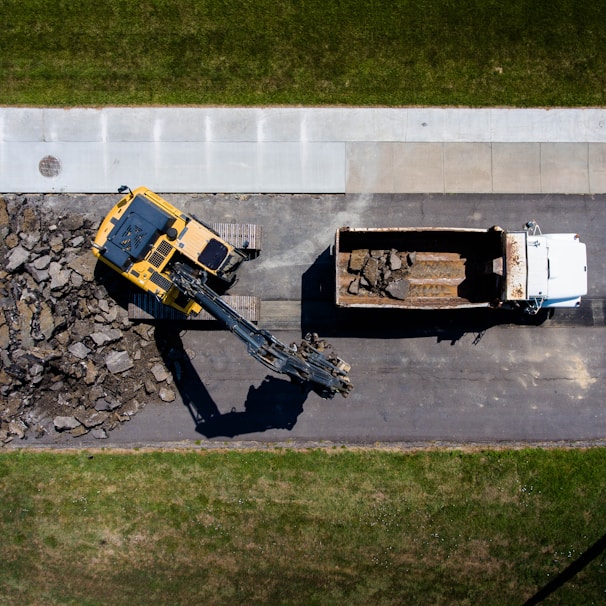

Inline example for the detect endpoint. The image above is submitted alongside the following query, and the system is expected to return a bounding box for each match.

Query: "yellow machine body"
[92,187,247,315]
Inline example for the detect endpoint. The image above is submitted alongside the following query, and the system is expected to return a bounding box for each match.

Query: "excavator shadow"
[195,377,309,439]
[153,323,308,438]
[301,247,551,344]
[93,259,135,311]
[94,257,232,311]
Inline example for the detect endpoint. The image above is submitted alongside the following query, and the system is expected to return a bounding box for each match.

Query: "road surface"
[36,193,606,446]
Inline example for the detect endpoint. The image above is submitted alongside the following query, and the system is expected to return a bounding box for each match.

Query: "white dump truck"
[335,221,587,314]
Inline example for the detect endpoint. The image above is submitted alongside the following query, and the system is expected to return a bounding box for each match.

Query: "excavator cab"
[92,187,253,314]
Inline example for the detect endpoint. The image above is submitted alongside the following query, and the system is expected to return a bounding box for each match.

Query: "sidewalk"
[1,107,605,194]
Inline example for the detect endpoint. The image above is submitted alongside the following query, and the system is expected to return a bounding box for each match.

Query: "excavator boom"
[171,263,353,398]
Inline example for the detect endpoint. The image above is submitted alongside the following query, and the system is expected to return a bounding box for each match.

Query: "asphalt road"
[46,193,605,446]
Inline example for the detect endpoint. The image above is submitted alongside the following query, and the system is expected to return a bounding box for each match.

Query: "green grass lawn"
[1,448,605,605]
[1,0,605,106]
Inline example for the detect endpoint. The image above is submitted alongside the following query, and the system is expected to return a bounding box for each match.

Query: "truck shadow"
[153,323,308,438]
[301,248,551,344]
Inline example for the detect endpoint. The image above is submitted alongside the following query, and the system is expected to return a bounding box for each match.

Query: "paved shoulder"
[1,107,605,194]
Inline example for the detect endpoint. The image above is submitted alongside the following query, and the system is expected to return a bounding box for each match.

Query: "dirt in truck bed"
[337,229,504,307]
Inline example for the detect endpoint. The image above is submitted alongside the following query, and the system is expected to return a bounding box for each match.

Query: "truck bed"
[335,227,504,309]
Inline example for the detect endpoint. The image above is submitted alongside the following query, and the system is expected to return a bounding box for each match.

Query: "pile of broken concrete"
[347,248,416,300]
[0,195,178,445]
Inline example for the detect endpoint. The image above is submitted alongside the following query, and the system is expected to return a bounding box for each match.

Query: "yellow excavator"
[92,186,352,398]
[92,186,258,315]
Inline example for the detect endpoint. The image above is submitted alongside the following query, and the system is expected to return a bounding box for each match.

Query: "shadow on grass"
[523,532,606,605]
[153,323,308,438]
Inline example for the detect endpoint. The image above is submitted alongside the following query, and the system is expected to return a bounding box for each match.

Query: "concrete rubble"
[347,248,416,299]
[0,195,181,445]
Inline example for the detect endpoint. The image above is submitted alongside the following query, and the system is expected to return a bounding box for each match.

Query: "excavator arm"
[171,263,353,399]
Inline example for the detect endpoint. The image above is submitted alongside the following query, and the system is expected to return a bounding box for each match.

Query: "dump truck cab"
[504,227,588,312]
[92,187,250,315]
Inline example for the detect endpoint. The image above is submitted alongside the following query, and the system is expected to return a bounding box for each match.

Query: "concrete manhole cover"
[39,155,62,178]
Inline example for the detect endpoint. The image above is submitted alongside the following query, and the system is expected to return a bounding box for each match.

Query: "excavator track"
[128,292,260,322]
[210,222,262,253]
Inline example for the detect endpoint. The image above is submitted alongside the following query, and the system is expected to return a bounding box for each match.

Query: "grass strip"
[1,0,605,106]
[0,448,605,605]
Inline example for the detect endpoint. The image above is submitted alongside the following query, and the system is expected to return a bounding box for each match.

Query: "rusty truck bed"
[335,227,505,309]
